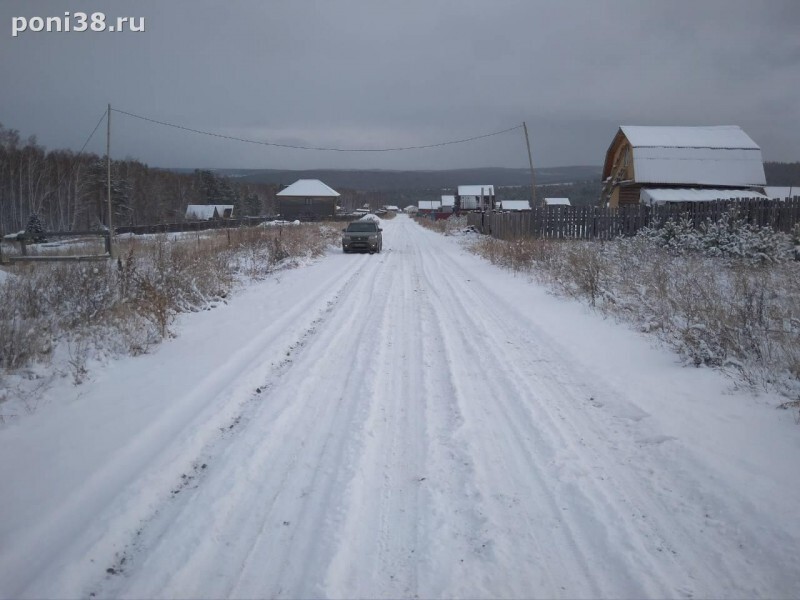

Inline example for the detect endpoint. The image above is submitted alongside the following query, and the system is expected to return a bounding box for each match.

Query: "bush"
[0,223,336,382]
[469,229,800,401]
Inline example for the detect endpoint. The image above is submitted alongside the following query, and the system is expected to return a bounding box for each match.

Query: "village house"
[456,185,495,211]
[185,204,234,221]
[440,195,455,213]
[544,197,571,206]
[276,179,340,220]
[417,200,442,215]
[601,126,767,207]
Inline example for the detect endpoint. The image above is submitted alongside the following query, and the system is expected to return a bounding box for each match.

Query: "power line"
[45,109,108,206]
[111,108,523,152]
[78,109,108,155]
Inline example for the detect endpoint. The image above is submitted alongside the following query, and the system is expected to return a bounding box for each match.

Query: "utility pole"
[106,103,114,258]
[523,121,538,207]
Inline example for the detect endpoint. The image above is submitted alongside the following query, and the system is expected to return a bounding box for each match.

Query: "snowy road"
[1,215,799,599]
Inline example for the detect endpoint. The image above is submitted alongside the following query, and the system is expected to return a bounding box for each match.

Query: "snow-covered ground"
[0,215,798,599]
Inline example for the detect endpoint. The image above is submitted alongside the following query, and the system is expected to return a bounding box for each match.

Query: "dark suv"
[342,221,383,253]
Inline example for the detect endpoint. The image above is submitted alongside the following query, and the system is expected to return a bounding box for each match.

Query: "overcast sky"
[1,1,799,171]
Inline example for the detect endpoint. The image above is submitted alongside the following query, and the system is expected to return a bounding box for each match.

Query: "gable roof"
[458,185,494,196]
[620,125,760,150]
[277,179,340,197]
[441,195,455,207]
[605,126,766,187]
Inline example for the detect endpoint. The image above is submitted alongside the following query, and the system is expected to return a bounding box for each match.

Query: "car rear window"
[347,223,377,232]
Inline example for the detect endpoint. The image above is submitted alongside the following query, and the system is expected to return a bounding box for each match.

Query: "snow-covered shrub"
[469,232,800,400]
[415,215,467,236]
[0,223,337,387]
[639,210,795,263]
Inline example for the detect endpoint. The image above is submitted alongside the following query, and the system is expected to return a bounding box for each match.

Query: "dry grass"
[415,214,468,236]
[0,223,336,378]
[470,233,800,402]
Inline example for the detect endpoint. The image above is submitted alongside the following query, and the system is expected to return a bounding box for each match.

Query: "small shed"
[544,198,571,206]
[276,179,340,220]
[185,204,234,220]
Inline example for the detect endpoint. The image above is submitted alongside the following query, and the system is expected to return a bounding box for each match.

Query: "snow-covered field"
[0,215,798,599]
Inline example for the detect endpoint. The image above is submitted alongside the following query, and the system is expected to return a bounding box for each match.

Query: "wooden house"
[276,179,340,220]
[601,126,766,207]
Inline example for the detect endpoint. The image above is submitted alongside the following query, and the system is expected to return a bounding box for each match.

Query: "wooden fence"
[1,230,112,264]
[467,197,800,241]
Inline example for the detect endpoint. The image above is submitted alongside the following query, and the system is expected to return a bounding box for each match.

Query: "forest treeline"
[0,122,288,234]
[0,123,372,234]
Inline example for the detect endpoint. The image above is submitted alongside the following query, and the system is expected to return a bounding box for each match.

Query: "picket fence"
[466,197,800,241]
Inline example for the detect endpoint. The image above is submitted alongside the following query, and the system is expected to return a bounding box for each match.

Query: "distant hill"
[171,166,603,191]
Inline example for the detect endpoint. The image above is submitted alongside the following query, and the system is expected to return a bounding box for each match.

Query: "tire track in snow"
[420,230,794,598]
[104,250,398,598]
[26,255,374,600]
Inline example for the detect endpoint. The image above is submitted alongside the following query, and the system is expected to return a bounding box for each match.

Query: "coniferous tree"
[25,213,47,243]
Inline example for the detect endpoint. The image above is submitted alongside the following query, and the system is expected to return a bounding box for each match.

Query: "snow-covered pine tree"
[25,213,47,243]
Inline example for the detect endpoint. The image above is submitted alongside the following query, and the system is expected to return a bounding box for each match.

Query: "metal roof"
[620,125,760,149]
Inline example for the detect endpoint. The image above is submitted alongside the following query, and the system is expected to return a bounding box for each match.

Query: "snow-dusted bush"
[0,224,337,384]
[639,210,796,263]
[415,214,468,236]
[470,231,800,402]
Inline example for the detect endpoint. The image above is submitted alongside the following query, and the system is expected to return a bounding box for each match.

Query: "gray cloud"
[1,0,798,170]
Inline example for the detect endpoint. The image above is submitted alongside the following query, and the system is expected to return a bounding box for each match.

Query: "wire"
[111,108,523,152]
[44,109,107,205]
[78,109,107,155]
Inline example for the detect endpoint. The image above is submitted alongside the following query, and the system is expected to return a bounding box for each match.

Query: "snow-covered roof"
[185,204,234,220]
[418,200,442,210]
[441,195,455,207]
[763,186,800,199]
[620,126,760,150]
[384,205,400,211]
[458,185,494,197]
[619,126,766,187]
[544,197,571,206]
[640,188,768,205]
[499,200,531,211]
[276,179,340,197]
